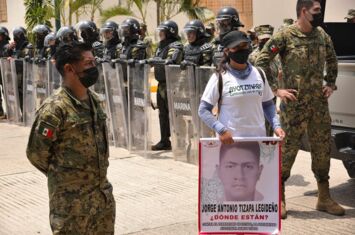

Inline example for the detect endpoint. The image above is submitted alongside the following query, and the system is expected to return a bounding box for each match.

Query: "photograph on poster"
[199,138,280,234]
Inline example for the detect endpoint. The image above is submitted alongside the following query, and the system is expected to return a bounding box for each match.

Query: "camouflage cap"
[283,18,294,25]
[345,9,355,19]
[255,24,274,40]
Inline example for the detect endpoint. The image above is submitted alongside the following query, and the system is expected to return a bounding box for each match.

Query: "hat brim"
[345,15,355,19]
[258,34,272,40]
[225,38,249,48]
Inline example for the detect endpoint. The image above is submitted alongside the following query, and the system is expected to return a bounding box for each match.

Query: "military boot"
[281,182,287,219]
[316,181,345,216]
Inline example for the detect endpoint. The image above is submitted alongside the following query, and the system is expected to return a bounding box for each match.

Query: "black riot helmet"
[44,32,56,47]
[216,6,244,35]
[183,19,209,42]
[100,20,119,44]
[75,20,100,44]
[120,18,140,40]
[13,27,27,43]
[32,24,51,49]
[56,26,78,45]
[157,20,179,40]
[0,26,10,41]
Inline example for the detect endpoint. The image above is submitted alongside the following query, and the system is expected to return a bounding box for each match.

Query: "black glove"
[127,59,136,67]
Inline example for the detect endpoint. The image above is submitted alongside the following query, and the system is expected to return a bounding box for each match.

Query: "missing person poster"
[199,137,281,235]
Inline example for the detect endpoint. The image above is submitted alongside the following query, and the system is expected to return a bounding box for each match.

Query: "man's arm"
[323,32,338,88]
[26,105,61,175]
[255,31,286,91]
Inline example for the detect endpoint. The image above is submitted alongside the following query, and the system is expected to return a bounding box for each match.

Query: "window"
[0,0,7,22]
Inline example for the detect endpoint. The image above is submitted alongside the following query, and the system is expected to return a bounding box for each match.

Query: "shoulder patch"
[269,44,279,53]
[169,41,183,49]
[37,121,55,139]
[200,43,212,51]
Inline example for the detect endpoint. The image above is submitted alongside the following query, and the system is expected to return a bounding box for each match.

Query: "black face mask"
[77,66,99,88]
[228,49,250,64]
[309,12,323,28]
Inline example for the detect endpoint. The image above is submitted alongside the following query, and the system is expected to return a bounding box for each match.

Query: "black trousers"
[157,82,170,143]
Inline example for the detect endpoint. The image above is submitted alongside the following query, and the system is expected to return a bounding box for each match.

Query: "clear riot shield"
[47,60,62,95]
[102,62,129,149]
[23,60,36,126]
[33,62,49,110]
[0,58,21,123]
[165,65,199,164]
[92,63,114,145]
[127,63,151,156]
[195,66,216,138]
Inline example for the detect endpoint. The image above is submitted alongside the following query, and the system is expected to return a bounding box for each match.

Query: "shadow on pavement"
[286,174,311,187]
[287,208,355,220]
[147,151,173,160]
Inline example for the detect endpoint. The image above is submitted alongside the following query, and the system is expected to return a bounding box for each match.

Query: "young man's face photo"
[217,147,263,201]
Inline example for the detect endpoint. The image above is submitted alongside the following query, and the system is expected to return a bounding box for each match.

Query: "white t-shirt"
[201,66,274,137]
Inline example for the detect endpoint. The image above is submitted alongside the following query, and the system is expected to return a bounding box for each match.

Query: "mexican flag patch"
[38,122,54,139]
[270,45,279,53]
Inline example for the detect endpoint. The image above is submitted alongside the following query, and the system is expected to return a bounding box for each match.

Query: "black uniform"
[0,26,12,117]
[76,21,104,58]
[183,20,213,66]
[101,21,121,61]
[151,20,183,150]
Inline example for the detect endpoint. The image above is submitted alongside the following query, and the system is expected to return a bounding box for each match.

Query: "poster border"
[198,138,282,235]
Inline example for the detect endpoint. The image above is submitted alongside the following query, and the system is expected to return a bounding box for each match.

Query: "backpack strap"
[255,66,266,84]
[217,72,223,116]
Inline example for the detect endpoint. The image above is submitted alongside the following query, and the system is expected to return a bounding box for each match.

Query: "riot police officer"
[10,27,31,59]
[32,24,51,60]
[44,32,56,59]
[56,26,78,46]
[117,18,147,62]
[212,6,244,66]
[75,20,104,58]
[0,26,12,118]
[100,21,121,61]
[182,19,213,67]
[9,27,31,112]
[117,18,147,83]
[150,20,183,151]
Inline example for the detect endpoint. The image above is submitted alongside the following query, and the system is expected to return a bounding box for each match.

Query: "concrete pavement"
[0,122,354,235]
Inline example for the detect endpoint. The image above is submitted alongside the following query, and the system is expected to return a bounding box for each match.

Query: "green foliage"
[24,0,54,31]
[100,5,133,23]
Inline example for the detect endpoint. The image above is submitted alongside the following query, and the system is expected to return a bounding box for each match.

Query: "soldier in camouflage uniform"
[182,19,213,67]
[250,24,282,136]
[256,0,345,219]
[150,20,183,151]
[139,22,153,58]
[205,23,216,43]
[26,42,115,234]
[278,18,295,31]
[345,9,355,23]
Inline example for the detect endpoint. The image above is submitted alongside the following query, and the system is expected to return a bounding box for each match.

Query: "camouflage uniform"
[250,24,282,136]
[26,87,115,234]
[256,24,337,185]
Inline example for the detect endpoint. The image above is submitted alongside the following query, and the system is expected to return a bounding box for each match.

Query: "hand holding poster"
[199,137,281,235]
